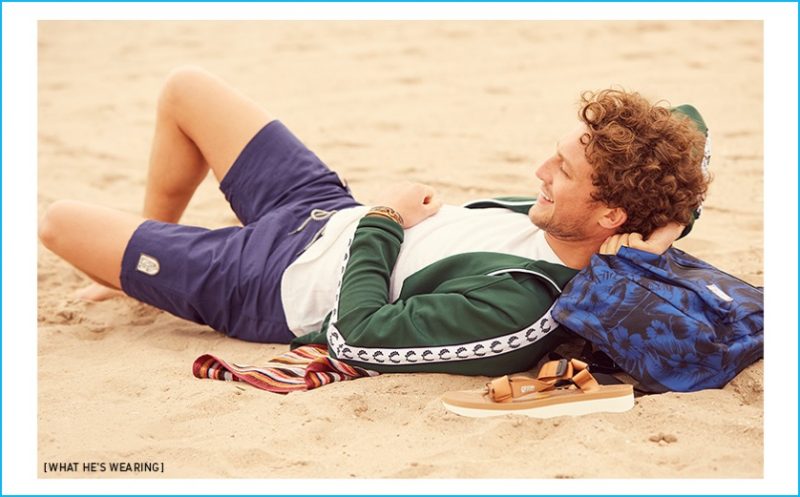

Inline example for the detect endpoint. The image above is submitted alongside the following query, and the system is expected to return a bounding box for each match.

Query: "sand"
[37,20,764,479]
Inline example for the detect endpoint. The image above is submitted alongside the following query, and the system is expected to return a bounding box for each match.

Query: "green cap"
[671,104,708,136]
[671,104,711,175]
[669,104,711,222]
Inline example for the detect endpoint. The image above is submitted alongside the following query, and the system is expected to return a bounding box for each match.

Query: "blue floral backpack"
[551,246,764,393]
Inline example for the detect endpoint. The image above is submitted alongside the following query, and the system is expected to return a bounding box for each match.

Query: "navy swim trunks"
[119,120,361,343]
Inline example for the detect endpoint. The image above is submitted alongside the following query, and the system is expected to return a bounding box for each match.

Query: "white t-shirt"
[280,205,565,336]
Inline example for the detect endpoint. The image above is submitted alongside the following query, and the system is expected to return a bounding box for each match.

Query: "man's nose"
[535,156,555,182]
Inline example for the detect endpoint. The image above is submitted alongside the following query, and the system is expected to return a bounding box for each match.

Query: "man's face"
[528,124,610,240]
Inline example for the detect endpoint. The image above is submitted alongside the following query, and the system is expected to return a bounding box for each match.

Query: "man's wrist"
[365,206,404,227]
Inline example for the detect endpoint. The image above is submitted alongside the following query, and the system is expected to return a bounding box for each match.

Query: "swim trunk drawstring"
[288,208,337,235]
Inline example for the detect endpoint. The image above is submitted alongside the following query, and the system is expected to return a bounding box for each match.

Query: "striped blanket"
[192,345,380,393]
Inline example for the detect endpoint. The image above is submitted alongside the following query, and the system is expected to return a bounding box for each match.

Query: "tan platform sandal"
[441,358,634,418]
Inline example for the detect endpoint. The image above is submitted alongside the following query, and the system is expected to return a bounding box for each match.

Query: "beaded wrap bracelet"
[365,206,404,227]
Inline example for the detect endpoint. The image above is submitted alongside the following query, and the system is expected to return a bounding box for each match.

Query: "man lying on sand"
[39,67,710,376]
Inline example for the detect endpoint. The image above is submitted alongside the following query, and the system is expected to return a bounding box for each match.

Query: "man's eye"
[559,165,569,177]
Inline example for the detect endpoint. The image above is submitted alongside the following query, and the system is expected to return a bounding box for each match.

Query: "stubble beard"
[530,208,589,241]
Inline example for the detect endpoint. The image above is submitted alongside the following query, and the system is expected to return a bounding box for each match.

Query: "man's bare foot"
[74,283,124,302]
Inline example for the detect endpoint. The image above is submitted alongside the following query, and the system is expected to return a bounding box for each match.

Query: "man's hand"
[599,222,685,256]
[383,182,443,229]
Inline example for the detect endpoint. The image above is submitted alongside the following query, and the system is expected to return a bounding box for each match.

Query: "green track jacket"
[292,197,579,376]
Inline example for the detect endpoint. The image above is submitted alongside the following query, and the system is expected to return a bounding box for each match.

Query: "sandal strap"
[537,358,569,381]
[572,368,601,392]
[487,375,556,402]
[486,358,601,402]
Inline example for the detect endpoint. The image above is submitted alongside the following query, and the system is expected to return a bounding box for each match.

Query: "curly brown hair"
[579,89,710,237]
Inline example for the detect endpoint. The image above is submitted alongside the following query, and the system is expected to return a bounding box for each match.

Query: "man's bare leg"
[43,67,272,301]
[39,201,146,291]
[142,66,271,221]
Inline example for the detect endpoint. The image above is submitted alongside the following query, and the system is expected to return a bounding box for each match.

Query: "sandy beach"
[36,20,764,479]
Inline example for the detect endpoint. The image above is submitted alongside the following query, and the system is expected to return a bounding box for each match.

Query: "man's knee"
[39,200,76,251]
[157,65,215,117]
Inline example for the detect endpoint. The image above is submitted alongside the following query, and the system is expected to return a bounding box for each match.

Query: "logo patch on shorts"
[136,253,160,276]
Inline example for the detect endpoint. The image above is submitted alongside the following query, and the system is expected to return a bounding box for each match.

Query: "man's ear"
[598,206,627,230]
